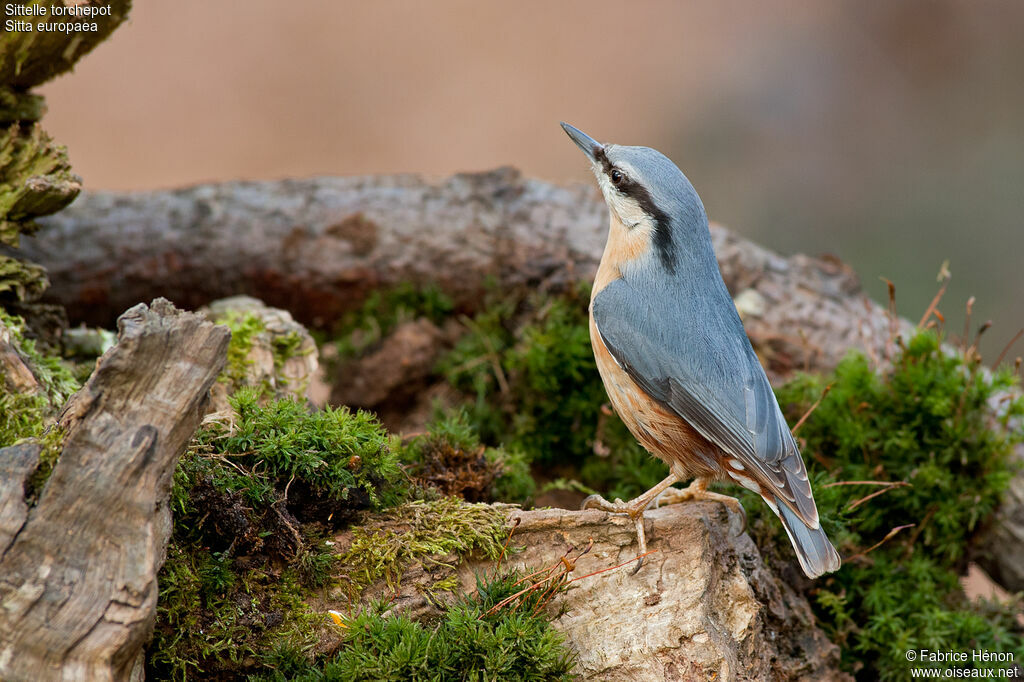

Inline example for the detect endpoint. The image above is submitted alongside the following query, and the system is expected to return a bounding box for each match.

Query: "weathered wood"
[334,503,850,682]
[0,298,228,682]
[0,443,40,556]
[20,168,891,375]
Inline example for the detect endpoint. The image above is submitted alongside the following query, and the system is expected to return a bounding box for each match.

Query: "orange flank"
[588,315,721,480]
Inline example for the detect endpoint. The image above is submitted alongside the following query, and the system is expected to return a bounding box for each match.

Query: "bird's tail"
[773,497,841,579]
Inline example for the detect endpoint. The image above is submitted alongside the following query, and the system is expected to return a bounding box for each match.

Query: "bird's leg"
[654,476,747,532]
[580,471,681,573]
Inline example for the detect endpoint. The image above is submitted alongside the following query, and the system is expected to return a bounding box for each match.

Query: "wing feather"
[593,278,819,527]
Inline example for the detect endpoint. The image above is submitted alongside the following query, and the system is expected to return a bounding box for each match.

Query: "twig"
[968,321,992,359]
[846,481,911,511]
[496,516,521,569]
[564,550,657,586]
[482,545,584,618]
[845,524,915,563]
[792,383,832,435]
[822,480,906,488]
[904,507,937,553]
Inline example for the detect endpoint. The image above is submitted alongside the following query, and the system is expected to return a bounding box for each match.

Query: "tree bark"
[0,299,228,682]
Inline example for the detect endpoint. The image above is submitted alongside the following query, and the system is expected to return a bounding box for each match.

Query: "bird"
[560,122,841,579]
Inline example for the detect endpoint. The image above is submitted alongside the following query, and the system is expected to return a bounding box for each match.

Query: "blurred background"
[39,0,1023,359]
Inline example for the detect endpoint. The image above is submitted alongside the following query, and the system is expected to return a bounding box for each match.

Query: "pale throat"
[591,201,656,299]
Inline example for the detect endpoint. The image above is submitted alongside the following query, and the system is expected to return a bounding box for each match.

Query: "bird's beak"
[560,122,603,163]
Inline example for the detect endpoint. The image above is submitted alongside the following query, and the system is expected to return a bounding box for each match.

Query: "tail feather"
[774,497,841,578]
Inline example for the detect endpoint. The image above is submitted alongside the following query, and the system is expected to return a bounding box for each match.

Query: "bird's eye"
[610,169,623,185]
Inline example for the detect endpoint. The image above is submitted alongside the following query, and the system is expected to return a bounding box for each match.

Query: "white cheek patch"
[611,195,649,230]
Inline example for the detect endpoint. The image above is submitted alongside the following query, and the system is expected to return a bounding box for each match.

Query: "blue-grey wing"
[592,277,818,526]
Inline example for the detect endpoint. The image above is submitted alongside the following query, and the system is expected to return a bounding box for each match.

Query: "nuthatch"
[561,122,840,579]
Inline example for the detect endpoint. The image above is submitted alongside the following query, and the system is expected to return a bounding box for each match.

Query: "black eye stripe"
[591,146,675,270]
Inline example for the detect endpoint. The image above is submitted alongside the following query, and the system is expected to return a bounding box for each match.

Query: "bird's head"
[560,122,708,274]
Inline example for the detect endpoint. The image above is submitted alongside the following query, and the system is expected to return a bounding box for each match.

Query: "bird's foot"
[580,472,682,574]
[654,478,747,534]
[580,494,630,514]
[581,493,651,574]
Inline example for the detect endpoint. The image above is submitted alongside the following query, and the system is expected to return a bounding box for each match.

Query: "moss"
[214,309,314,400]
[0,254,49,302]
[337,496,509,597]
[272,328,308,373]
[398,409,536,504]
[156,401,539,679]
[0,89,45,124]
[155,389,408,679]
[252,573,577,682]
[218,310,268,389]
[325,283,454,365]
[23,423,64,502]
[0,310,79,496]
[736,330,1024,680]
[0,308,79,405]
[175,388,407,536]
[0,122,80,248]
[148,544,323,681]
[437,284,663,499]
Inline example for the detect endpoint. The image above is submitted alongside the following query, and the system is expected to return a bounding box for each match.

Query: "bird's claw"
[653,482,747,536]
[581,493,627,513]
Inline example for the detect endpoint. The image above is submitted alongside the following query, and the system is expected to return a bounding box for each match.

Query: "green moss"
[437,284,663,499]
[0,122,80,247]
[224,389,403,508]
[253,573,577,681]
[0,308,79,406]
[149,544,322,681]
[737,330,1024,680]
[23,424,64,502]
[273,328,308,373]
[338,496,509,596]
[398,409,536,504]
[0,89,45,124]
[326,283,453,363]
[0,310,79,496]
[175,388,407,534]
[214,309,314,399]
[156,387,405,679]
[0,254,49,302]
[218,310,268,388]
[155,390,414,677]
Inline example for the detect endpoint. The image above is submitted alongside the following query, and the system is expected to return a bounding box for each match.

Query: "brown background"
[39,0,1024,358]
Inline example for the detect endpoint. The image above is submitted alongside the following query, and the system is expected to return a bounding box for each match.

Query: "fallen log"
[21,168,889,374]
[0,299,228,681]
